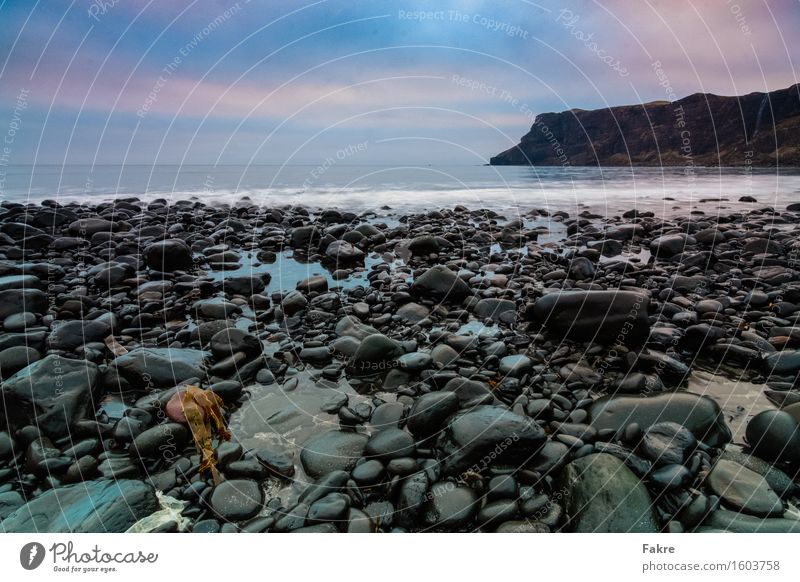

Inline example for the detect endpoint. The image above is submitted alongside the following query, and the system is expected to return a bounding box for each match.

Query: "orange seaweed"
[180,386,231,486]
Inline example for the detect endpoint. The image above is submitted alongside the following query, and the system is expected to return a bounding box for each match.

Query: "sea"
[1,164,799,216]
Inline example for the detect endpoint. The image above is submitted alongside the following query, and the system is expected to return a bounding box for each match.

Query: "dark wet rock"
[560,453,657,532]
[192,519,221,533]
[0,479,157,533]
[210,479,263,522]
[498,354,532,377]
[347,508,375,533]
[527,290,650,344]
[308,492,349,524]
[0,431,14,461]
[129,423,190,460]
[0,274,42,291]
[2,355,98,437]
[254,449,295,478]
[440,377,496,408]
[474,298,517,323]
[297,275,328,294]
[407,235,440,255]
[210,328,262,359]
[407,391,459,439]
[281,291,308,315]
[351,459,385,485]
[431,344,459,366]
[707,459,783,517]
[300,430,368,479]
[589,392,731,447]
[0,491,25,520]
[221,274,270,296]
[477,499,518,530]
[650,233,694,257]
[411,265,471,303]
[487,475,518,500]
[325,240,364,262]
[639,422,697,465]
[49,319,111,351]
[209,379,244,402]
[745,410,800,466]
[720,448,796,498]
[111,347,206,388]
[528,440,572,477]
[370,402,405,430]
[335,315,379,340]
[437,406,546,476]
[397,352,432,373]
[648,463,692,491]
[396,302,430,324]
[193,298,241,319]
[764,350,800,376]
[702,510,800,533]
[395,471,429,529]
[613,372,664,394]
[0,289,47,318]
[495,520,550,533]
[144,239,193,271]
[0,346,40,378]
[349,333,402,370]
[365,428,415,461]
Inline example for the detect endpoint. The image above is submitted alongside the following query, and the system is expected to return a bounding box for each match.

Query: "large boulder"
[649,233,695,258]
[526,290,650,344]
[48,319,111,351]
[0,289,47,319]
[559,453,658,532]
[325,240,364,263]
[1,356,98,437]
[110,347,206,388]
[219,274,270,296]
[300,430,368,479]
[706,459,784,518]
[143,239,194,271]
[68,218,117,237]
[436,405,546,476]
[745,410,800,466]
[589,392,731,447]
[209,328,262,360]
[348,334,403,374]
[0,479,158,533]
[411,265,471,303]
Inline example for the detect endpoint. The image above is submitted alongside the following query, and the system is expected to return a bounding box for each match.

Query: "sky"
[0,0,798,165]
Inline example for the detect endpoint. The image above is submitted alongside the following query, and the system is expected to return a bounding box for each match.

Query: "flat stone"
[300,430,368,479]
[707,459,783,518]
[560,453,658,532]
[0,479,157,533]
[589,392,731,447]
[210,479,263,522]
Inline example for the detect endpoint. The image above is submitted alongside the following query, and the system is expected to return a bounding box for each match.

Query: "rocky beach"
[1,196,799,533]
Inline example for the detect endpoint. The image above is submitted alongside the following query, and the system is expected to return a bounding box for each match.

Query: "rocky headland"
[490,83,800,167]
[0,197,800,533]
